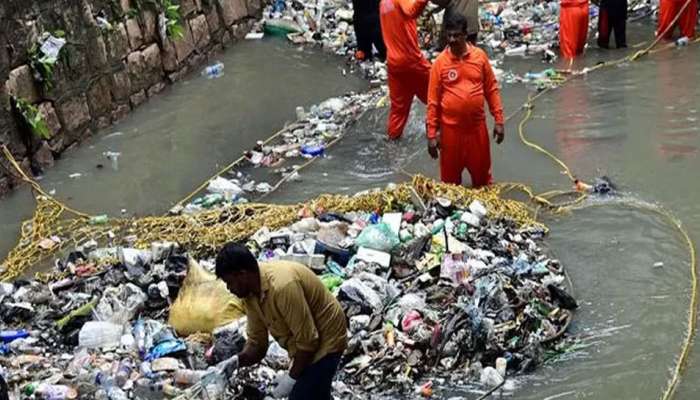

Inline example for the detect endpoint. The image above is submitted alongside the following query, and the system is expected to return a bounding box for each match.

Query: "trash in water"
[202,62,225,79]
[1,187,576,399]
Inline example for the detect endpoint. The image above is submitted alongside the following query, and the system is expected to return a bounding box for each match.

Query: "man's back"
[380,0,429,68]
[244,260,347,363]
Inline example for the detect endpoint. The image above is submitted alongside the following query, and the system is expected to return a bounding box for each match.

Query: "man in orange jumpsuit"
[426,13,504,187]
[559,0,589,58]
[657,0,697,39]
[380,0,432,139]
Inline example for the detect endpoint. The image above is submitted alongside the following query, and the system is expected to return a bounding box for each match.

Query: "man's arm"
[275,282,321,379]
[426,58,442,141]
[239,305,270,367]
[396,0,430,18]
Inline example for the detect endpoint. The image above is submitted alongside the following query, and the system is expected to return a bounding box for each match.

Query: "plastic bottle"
[133,320,147,356]
[0,329,30,343]
[9,338,42,354]
[96,373,128,400]
[272,0,286,13]
[300,144,325,157]
[32,383,78,400]
[133,379,180,400]
[89,215,109,225]
[201,62,224,79]
[295,106,306,121]
[114,359,132,388]
[495,357,507,377]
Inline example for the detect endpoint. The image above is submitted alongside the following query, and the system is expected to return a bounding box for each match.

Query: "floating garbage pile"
[0,183,578,399]
[178,89,385,214]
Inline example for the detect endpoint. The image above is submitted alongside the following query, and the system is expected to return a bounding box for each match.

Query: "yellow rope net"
[0,166,544,284]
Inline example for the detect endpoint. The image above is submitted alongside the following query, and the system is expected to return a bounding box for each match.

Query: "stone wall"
[0,0,263,196]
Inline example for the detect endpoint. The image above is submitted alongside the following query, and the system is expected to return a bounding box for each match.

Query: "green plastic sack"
[355,223,400,252]
[168,258,245,336]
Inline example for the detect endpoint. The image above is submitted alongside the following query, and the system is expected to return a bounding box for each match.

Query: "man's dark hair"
[444,12,468,34]
[215,242,259,277]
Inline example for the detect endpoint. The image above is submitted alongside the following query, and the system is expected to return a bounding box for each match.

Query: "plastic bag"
[355,223,400,252]
[93,283,147,325]
[79,321,124,348]
[168,258,245,335]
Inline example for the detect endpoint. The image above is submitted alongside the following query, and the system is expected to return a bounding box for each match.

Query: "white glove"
[271,372,296,398]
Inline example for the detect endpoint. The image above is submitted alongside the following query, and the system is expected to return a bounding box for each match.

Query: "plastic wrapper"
[355,223,400,252]
[93,283,147,325]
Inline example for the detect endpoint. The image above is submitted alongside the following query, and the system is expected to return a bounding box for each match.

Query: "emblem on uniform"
[447,69,458,81]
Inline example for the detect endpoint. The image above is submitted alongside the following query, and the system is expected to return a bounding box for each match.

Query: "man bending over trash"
[213,242,348,399]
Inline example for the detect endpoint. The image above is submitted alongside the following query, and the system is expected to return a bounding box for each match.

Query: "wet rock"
[190,15,211,49]
[129,90,147,108]
[221,0,248,26]
[161,39,179,73]
[147,82,166,98]
[86,77,114,117]
[180,0,199,17]
[111,67,132,101]
[57,96,91,132]
[31,141,54,172]
[37,102,61,138]
[6,65,39,103]
[111,103,130,123]
[106,23,130,62]
[206,7,223,38]
[126,18,144,51]
[173,25,195,62]
[142,11,158,42]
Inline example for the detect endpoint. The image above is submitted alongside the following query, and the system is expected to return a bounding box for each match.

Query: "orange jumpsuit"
[559,0,589,59]
[380,0,432,139]
[657,0,697,39]
[427,46,504,187]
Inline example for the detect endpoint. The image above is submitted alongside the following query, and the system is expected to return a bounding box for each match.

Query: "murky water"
[2,23,700,399]
[0,38,367,257]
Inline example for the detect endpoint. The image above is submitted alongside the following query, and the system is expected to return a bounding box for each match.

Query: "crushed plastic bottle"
[201,62,225,79]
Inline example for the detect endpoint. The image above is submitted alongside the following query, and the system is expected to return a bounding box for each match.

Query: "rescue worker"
[352,0,387,61]
[657,0,697,39]
[559,0,589,58]
[433,0,480,47]
[212,243,347,400]
[426,13,505,187]
[380,0,432,139]
[597,0,627,48]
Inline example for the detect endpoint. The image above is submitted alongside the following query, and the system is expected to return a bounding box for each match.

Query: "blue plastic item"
[146,339,186,361]
[300,144,325,157]
[0,329,29,343]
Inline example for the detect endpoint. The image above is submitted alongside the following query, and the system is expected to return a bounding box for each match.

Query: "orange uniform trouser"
[559,3,589,59]
[658,0,697,39]
[439,120,492,187]
[387,61,430,139]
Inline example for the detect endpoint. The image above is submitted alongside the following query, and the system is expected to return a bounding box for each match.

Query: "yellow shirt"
[244,260,348,363]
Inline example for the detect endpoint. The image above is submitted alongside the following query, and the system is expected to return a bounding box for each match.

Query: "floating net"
[0,174,544,283]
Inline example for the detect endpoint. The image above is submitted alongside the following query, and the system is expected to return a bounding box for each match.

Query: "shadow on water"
[2,23,700,399]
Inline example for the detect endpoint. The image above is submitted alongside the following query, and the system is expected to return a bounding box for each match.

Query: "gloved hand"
[271,372,296,398]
